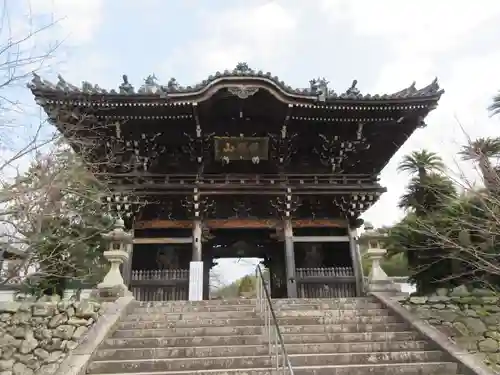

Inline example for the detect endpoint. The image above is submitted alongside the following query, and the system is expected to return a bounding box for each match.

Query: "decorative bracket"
[333,193,379,227]
[268,105,297,169]
[183,104,214,171]
[270,188,301,219]
[181,188,215,219]
[103,194,146,224]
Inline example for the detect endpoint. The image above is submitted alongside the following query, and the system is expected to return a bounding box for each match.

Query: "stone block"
[478,338,499,353]
[0,303,20,314]
[450,284,469,296]
[0,298,102,375]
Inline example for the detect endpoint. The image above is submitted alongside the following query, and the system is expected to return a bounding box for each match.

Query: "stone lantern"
[95,218,133,300]
[360,223,399,293]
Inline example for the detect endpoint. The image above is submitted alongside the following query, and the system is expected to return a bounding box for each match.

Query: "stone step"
[273,298,378,306]
[86,362,458,375]
[133,299,382,313]
[138,297,375,307]
[124,308,391,322]
[132,305,258,313]
[102,331,422,349]
[139,299,258,307]
[117,315,399,330]
[86,351,446,373]
[95,340,433,361]
[275,302,384,310]
[112,322,410,338]
[273,298,376,303]
[125,310,258,321]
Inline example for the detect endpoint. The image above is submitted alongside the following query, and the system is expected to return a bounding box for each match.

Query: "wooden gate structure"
[28,64,443,301]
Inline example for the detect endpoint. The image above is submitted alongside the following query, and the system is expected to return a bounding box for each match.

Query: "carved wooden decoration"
[314,123,370,173]
[227,86,260,99]
[103,130,168,173]
[181,190,215,219]
[183,123,214,172]
[231,198,254,218]
[104,194,145,220]
[268,125,298,168]
[333,194,378,224]
[270,190,301,219]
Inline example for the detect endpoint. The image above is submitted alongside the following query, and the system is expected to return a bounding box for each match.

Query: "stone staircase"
[86,297,461,375]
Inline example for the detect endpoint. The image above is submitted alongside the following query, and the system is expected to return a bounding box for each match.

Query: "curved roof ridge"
[27,62,444,102]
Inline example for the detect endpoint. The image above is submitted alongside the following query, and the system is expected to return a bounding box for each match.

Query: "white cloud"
[28,0,104,44]
[162,1,299,79]
[160,0,500,231]
[321,0,500,56]
[355,1,500,227]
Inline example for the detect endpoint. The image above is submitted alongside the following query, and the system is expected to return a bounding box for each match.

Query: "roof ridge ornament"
[119,75,135,95]
[56,74,79,92]
[166,78,180,92]
[138,74,167,96]
[233,62,253,75]
[309,77,330,102]
[416,77,441,96]
[344,80,360,97]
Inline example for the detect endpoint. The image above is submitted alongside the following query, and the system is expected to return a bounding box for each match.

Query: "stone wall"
[398,285,500,372]
[0,297,102,375]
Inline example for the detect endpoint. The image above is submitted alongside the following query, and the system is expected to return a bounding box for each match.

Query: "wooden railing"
[104,173,380,188]
[296,267,356,298]
[130,269,189,301]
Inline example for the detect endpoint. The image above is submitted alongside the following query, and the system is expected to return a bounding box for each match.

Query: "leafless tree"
[0,0,65,289]
[392,139,500,289]
[0,0,63,158]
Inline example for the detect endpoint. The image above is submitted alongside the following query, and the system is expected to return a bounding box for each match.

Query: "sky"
[2,0,500,283]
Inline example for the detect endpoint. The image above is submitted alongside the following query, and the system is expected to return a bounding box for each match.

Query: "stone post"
[283,219,297,298]
[94,218,134,301]
[362,225,399,293]
[189,188,204,301]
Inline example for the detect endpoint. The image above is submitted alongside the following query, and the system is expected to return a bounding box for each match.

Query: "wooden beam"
[293,219,347,228]
[135,220,191,229]
[110,187,384,195]
[135,218,348,230]
[133,237,193,244]
[206,219,277,229]
[292,235,350,243]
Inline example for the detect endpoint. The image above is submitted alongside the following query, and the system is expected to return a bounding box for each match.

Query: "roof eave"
[30,87,443,107]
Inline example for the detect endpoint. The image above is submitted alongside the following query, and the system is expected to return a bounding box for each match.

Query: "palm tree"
[397,150,446,215]
[459,137,500,190]
[398,173,456,212]
[396,151,452,294]
[488,91,500,117]
[397,150,445,180]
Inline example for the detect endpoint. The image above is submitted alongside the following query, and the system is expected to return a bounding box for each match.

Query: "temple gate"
[28,63,443,301]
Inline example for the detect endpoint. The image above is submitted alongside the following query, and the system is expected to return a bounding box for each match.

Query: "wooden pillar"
[192,219,202,262]
[189,188,203,301]
[284,219,297,298]
[348,225,364,296]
